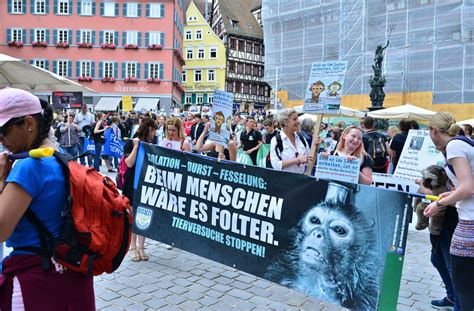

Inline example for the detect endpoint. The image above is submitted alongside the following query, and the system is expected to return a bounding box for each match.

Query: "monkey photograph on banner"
[132,144,412,310]
[208,90,233,147]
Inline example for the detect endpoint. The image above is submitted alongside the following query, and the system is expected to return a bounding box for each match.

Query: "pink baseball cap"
[0,87,42,127]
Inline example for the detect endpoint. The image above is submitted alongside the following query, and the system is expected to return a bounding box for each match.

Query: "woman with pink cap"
[0,88,95,310]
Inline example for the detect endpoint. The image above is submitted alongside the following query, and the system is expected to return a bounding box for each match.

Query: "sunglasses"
[0,117,25,138]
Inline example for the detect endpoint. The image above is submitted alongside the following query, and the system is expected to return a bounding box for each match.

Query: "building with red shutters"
[0,0,185,113]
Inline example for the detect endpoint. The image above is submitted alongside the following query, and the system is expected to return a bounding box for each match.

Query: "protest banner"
[236,150,254,165]
[256,144,271,168]
[122,96,133,112]
[372,173,419,194]
[315,154,360,184]
[103,128,124,158]
[209,90,233,147]
[394,130,445,181]
[303,61,348,114]
[83,137,96,154]
[132,144,411,310]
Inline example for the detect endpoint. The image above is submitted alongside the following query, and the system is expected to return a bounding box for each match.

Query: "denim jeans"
[62,145,78,159]
[94,142,103,172]
[430,227,460,310]
[79,137,93,166]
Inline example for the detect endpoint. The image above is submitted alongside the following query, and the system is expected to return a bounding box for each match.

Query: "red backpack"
[20,152,133,276]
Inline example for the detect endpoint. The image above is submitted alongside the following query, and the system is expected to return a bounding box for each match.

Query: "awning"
[134,98,160,112]
[95,97,121,111]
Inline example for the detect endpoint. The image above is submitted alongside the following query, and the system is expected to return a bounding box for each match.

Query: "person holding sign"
[123,118,158,262]
[195,122,237,161]
[161,118,192,152]
[323,125,373,185]
[424,112,474,311]
[269,109,312,174]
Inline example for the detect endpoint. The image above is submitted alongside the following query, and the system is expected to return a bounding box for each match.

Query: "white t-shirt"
[74,112,94,137]
[446,139,474,220]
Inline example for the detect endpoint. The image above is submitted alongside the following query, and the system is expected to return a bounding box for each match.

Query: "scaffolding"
[262,0,474,104]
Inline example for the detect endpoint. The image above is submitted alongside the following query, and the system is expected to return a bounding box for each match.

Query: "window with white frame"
[126,3,138,17]
[34,29,46,42]
[149,63,161,79]
[182,70,186,82]
[207,69,215,82]
[195,30,202,40]
[103,62,114,78]
[185,94,192,104]
[81,0,92,15]
[197,47,205,59]
[208,93,214,104]
[11,29,23,42]
[126,31,138,45]
[149,3,163,18]
[185,30,192,40]
[104,2,115,16]
[148,32,162,45]
[126,63,137,78]
[57,0,69,14]
[34,0,46,14]
[33,60,46,69]
[80,61,92,77]
[57,60,68,77]
[81,30,92,43]
[209,46,217,59]
[11,0,24,13]
[104,31,114,44]
[196,94,203,104]
[186,48,193,59]
[58,29,68,43]
[194,70,202,82]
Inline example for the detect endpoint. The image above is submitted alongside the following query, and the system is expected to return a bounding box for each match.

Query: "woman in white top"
[269,109,312,174]
[424,112,474,311]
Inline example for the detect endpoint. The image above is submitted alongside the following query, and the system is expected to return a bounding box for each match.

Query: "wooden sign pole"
[305,114,323,176]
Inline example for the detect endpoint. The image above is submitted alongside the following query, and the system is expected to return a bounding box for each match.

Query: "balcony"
[147,44,163,50]
[147,77,161,84]
[124,77,139,83]
[78,76,93,82]
[124,44,139,50]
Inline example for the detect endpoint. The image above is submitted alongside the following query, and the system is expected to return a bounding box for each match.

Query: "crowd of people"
[0,86,473,309]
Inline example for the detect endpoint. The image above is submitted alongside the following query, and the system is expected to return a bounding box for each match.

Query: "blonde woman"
[161,117,191,152]
[323,125,373,185]
[424,112,474,311]
[195,122,237,161]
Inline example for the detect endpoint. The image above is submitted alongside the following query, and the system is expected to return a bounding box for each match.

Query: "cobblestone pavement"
[94,221,448,311]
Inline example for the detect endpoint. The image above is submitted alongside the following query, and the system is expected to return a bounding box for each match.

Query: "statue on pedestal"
[369,40,390,108]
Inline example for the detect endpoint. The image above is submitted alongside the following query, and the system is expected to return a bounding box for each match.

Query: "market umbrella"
[295,105,365,119]
[0,53,96,93]
[457,118,474,126]
[367,103,435,120]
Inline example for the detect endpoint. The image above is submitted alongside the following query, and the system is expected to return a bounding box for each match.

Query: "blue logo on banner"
[136,206,153,230]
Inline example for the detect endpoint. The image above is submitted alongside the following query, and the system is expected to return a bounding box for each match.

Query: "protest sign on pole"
[394,130,445,181]
[132,144,411,310]
[122,96,133,112]
[303,61,348,115]
[372,173,419,194]
[303,61,348,175]
[208,90,233,148]
[315,154,361,184]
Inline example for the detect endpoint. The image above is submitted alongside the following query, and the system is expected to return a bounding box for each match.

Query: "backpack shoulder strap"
[275,133,283,160]
[296,132,308,148]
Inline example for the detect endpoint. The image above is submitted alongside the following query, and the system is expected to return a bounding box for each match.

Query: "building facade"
[1,0,185,113]
[210,0,270,112]
[181,1,226,107]
[262,0,474,120]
